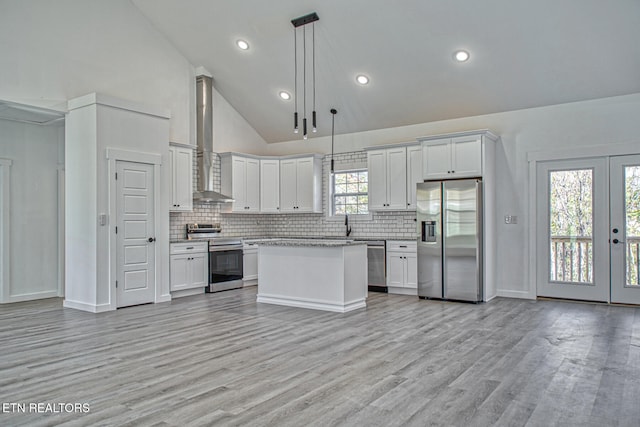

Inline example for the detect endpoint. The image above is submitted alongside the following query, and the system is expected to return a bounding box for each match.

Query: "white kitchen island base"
[256,241,368,313]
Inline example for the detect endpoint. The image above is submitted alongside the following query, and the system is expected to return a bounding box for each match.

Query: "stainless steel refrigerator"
[417,179,483,302]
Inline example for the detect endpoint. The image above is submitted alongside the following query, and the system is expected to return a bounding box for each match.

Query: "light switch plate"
[504,215,518,224]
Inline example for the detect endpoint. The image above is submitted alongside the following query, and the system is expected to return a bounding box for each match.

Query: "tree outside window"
[332,170,368,215]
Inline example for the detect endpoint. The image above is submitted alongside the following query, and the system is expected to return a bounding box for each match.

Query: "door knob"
[148,237,156,243]
[613,238,624,244]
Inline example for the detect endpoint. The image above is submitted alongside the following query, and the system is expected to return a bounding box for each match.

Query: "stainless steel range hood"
[193,74,234,204]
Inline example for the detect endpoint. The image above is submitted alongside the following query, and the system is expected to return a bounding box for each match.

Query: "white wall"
[0,1,269,150]
[261,93,640,298]
[65,95,170,312]
[0,0,193,144]
[212,86,268,154]
[0,118,64,302]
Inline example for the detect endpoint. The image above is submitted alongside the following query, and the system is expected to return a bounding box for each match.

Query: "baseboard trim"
[257,294,366,313]
[170,288,203,299]
[63,299,113,313]
[496,289,536,300]
[1,290,59,304]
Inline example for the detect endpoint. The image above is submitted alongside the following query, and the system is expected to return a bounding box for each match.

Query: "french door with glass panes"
[610,155,640,304]
[536,155,640,304]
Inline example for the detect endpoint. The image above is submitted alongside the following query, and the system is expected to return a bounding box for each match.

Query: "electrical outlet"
[504,215,518,224]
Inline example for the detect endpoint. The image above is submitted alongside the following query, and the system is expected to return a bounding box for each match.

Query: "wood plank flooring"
[1,288,640,426]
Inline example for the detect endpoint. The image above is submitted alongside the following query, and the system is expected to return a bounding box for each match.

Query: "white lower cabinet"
[243,243,258,285]
[387,240,417,295]
[170,242,208,293]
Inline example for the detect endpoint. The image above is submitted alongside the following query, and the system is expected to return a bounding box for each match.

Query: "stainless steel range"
[186,224,244,292]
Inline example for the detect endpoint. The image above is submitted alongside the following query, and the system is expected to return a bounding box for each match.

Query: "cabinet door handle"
[399,245,407,248]
[186,247,194,250]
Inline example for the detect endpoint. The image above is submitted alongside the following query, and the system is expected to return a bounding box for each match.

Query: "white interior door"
[536,158,609,302]
[116,161,156,308]
[610,155,640,304]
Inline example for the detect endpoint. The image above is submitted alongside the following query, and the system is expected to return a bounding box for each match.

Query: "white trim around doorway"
[0,159,12,304]
[105,148,165,311]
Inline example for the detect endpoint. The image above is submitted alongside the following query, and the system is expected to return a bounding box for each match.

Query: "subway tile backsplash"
[169,151,418,240]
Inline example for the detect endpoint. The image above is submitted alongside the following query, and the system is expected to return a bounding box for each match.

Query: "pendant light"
[330,108,337,173]
[291,12,319,140]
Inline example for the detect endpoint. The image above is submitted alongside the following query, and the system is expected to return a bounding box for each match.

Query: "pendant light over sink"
[330,108,337,173]
[291,12,319,140]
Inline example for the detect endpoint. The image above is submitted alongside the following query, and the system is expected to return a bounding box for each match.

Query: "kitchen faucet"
[345,214,352,237]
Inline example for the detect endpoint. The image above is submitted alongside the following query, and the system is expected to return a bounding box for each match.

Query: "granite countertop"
[171,236,415,244]
[257,239,366,247]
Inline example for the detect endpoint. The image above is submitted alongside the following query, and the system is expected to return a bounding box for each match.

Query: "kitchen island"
[256,239,368,313]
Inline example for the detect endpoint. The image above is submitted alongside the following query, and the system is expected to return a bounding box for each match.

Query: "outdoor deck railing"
[550,236,640,285]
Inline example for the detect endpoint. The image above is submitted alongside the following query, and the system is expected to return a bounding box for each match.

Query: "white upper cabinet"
[279,156,322,213]
[260,159,280,213]
[367,147,407,210]
[422,135,482,179]
[169,145,193,211]
[406,145,423,210]
[221,154,260,213]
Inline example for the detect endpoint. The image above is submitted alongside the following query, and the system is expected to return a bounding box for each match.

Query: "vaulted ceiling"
[132,0,640,143]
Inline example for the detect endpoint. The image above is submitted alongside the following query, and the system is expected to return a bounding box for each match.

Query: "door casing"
[106,148,163,311]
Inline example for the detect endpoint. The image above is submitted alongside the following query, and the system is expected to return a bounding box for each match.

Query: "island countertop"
[256,239,366,247]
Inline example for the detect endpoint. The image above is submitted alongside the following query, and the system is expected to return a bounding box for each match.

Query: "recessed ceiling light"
[356,75,369,85]
[236,40,249,50]
[454,50,470,62]
[279,91,291,101]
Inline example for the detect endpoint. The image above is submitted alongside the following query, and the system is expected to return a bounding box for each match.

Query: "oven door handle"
[209,245,243,252]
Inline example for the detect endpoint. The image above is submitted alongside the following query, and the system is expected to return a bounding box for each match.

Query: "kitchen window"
[332,169,369,216]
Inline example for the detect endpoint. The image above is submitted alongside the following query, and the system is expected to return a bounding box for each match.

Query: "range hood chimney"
[193,74,233,203]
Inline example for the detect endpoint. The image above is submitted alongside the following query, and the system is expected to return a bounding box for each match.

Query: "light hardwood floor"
[1,288,639,426]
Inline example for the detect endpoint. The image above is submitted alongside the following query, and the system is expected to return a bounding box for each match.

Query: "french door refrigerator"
[416,179,483,302]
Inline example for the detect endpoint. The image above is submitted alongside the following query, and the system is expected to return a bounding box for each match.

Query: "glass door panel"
[549,169,593,284]
[536,158,609,302]
[611,155,640,304]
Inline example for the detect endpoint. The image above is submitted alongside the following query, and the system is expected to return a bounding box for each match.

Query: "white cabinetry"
[243,242,259,285]
[221,154,260,213]
[260,159,280,213]
[406,145,423,210]
[279,155,322,213]
[367,147,407,210]
[170,242,208,293]
[387,240,417,295]
[421,135,482,179]
[169,145,193,211]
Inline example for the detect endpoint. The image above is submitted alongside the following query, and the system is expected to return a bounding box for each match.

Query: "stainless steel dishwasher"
[366,240,387,292]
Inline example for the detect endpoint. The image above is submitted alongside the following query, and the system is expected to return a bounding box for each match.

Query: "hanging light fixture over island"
[291,12,319,140]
